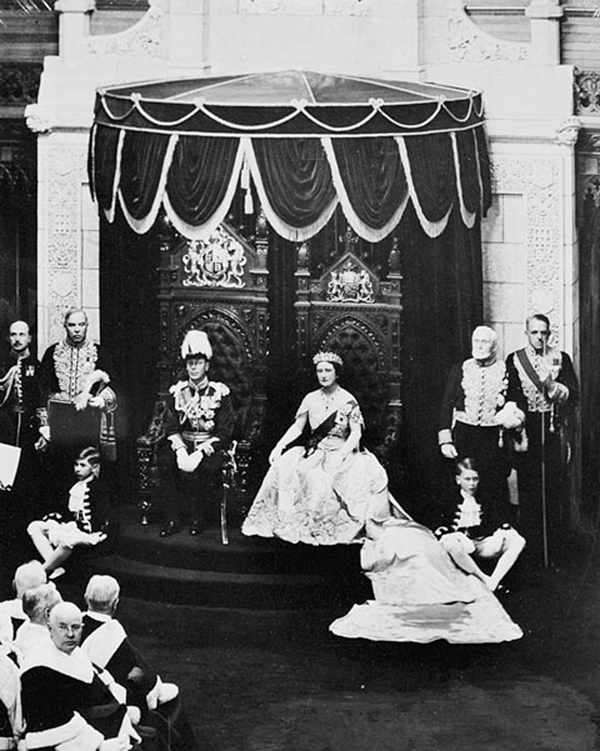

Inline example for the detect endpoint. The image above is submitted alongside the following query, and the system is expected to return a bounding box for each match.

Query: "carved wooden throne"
[294,236,402,465]
[137,214,270,527]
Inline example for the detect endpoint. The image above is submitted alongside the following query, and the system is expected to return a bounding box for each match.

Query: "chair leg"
[220,482,229,545]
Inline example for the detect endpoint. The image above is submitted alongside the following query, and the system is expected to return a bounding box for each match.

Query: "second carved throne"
[294,237,402,467]
[137,215,270,535]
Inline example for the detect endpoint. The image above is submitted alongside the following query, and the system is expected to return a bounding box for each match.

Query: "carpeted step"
[114,504,363,575]
[76,553,365,610]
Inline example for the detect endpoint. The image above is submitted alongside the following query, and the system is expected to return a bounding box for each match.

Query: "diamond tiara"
[313,351,343,367]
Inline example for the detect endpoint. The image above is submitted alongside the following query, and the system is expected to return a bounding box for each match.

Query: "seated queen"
[241,351,394,545]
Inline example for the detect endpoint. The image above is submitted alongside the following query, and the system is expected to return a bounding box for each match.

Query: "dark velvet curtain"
[393,204,483,524]
[475,126,492,210]
[332,137,408,228]
[166,136,241,225]
[579,200,600,519]
[99,211,160,497]
[455,129,482,214]
[119,132,172,220]
[92,125,491,238]
[90,125,120,208]
[403,134,456,222]
[251,138,336,227]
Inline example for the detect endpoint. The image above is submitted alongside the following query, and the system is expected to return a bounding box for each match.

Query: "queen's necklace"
[320,386,340,411]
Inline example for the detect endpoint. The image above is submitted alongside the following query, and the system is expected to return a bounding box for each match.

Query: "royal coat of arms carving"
[182,226,247,288]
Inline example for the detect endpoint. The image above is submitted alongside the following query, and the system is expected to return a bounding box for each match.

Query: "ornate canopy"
[89,70,492,243]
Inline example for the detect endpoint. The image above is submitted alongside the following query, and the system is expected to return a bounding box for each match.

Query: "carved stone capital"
[556,117,582,148]
[55,0,95,13]
[525,0,564,20]
[25,104,52,135]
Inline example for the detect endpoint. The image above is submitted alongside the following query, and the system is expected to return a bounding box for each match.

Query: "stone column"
[55,0,95,60]
[525,0,564,65]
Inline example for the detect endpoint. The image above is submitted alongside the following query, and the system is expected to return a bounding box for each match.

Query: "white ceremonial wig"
[180,330,213,361]
[85,574,120,611]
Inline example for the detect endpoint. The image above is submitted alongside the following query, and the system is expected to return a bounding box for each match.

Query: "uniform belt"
[182,431,211,448]
[454,415,499,429]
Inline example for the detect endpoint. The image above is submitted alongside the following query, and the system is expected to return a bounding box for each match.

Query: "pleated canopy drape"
[89,70,492,242]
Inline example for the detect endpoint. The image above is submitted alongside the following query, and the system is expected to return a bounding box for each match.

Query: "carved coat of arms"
[327,261,374,303]
[182,228,247,288]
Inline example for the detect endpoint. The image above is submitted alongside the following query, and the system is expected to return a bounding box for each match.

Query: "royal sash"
[516,348,546,393]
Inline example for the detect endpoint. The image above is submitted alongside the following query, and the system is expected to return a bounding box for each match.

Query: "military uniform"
[0,351,46,523]
[162,377,234,530]
[506,345,578,564]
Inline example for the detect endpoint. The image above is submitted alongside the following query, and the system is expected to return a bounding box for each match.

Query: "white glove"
[440,443,458,459]
[188,449,204,472]
[547,381,569,404]
[126,706,141,726]
[176,448,191,472]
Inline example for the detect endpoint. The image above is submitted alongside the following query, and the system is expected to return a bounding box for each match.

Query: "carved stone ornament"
[448,2,530,63]
[182,226,247,289]
[556,117,581,148]
[577,129,600,153]
[43,144,88,344]
[574,70,600,116]
[24,104,52,135]
[492,155,563,341]
[582,175,600,210]
[327,258,375,303]
[87,0,167,57]
[0,63,42,106]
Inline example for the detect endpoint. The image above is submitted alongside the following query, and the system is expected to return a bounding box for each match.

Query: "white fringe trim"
[451,131,477,230]
[245,138,338,242]
[396,136,452,239]
[118,134,179,235]
[103,128,125,225]
[322,137,409,243]
[163,136,246,240]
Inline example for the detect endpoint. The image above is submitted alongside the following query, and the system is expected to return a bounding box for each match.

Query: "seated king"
[159,330,234,538]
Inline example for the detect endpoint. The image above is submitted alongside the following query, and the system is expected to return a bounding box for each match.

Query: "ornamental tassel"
[241,156,254,215]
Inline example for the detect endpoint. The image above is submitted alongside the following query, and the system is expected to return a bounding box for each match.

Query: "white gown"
[329,518,523,644]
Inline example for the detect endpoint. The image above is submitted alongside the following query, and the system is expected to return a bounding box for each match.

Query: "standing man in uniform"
[159,330,234,537]
[0,320,48,532]
[506,314,579,567]
[39,309,117,498]
[439,325,526,515]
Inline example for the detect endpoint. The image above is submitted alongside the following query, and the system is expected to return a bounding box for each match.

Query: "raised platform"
[79,504,370,611]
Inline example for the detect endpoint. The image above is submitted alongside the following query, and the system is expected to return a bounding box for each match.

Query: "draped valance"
[89,70,492,242]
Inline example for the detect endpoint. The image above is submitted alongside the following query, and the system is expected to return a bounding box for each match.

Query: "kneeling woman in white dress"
[242,351,392,546]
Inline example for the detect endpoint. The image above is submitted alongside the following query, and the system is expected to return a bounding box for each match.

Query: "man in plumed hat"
[159,330,234,537]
